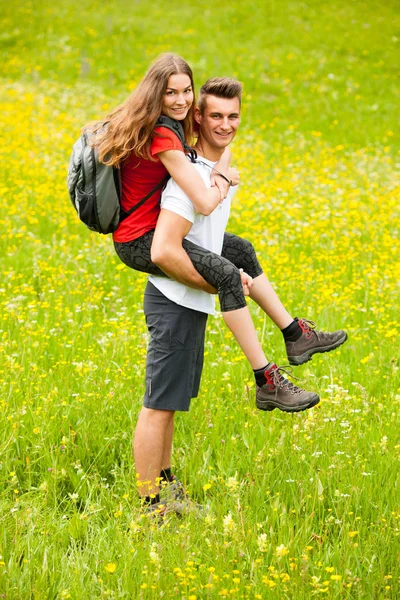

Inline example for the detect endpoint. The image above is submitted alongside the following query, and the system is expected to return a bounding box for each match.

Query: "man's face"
[195,95,240,150]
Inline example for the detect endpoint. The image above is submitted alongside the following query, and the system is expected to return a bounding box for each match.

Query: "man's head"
[195,77,242,158]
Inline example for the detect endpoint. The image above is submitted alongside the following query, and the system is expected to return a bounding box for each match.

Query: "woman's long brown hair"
[89,53,195,166]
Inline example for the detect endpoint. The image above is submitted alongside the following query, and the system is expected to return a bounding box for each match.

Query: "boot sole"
[257,394,320,413]
[288,333,348,366]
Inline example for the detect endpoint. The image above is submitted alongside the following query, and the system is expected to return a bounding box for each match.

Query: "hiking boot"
[286,318,348,366]
[142,500,169,527]
[160,476,187,502]
[160,478,207,515]
[142,498,191,527]
[256,363,320,413]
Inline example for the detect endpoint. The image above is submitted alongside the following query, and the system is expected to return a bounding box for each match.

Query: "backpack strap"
[119,116,196,223]
[118,173,170,222]
[155,115,197,162]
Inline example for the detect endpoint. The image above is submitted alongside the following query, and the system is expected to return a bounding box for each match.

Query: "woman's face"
[162,73,194,120]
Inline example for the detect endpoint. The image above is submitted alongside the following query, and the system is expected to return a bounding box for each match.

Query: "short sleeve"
[160,179,196,224]
[151,127,184,158]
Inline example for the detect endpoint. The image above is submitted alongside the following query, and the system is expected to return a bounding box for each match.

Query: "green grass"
[0,0,399,598]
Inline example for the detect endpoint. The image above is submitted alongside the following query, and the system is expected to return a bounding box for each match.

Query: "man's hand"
[239,269,253,296]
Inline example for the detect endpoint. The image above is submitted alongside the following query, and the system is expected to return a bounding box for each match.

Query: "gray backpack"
[67,116,195,235]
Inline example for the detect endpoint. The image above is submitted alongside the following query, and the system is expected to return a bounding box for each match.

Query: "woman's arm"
[209,148,240,189]
[211,146,231,188]
[158,150,231,216]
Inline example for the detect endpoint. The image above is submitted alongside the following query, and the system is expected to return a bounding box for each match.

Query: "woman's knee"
[237,236,254,253]
[218,263,242,290]
[238,238,259,268]
[223,234,260,274]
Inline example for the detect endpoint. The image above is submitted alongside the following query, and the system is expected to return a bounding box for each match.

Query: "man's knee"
[139,407,175,425]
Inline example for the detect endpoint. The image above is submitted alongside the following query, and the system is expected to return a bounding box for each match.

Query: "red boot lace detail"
[263,366,277,390]
[264,364,303,395]
[298,318,319,340]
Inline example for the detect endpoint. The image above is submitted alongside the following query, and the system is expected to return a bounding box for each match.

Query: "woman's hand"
[227,167,240,186]
[213,167,239,202]
[210,146,231,187]
[213,176,230,201]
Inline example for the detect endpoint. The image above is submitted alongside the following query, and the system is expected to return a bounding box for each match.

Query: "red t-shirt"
[112,127,183,242]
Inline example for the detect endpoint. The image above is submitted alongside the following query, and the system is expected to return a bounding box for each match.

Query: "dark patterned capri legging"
[114,230,263,312]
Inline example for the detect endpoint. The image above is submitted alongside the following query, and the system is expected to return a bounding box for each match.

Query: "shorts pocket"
[145,313,169,349]
[146,310,196,351]
[168,311,196,350]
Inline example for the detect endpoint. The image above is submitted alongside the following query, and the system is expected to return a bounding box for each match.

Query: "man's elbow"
[150,244,165,267]
[197,203,214,217]
[151,242,176,269]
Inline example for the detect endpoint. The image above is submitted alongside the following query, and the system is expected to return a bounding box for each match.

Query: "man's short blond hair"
[198,77,243,114]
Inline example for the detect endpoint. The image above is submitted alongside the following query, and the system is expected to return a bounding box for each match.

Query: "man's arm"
[151,209,217,294]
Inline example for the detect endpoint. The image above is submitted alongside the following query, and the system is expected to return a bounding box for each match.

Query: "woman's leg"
[115,231,322,412]
[222,307,268,370]
[115,231,249,313]
[221,232,293,329]
[249,275,293,329]
[114,231,167,277]
[114,232,269,369]
[180,238,269,369]
[221,232,347,365]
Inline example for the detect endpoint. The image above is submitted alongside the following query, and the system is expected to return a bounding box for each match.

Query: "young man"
[134,78,347,516]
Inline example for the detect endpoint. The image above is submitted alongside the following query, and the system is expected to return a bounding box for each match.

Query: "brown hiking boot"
[286,318,348,366]
[142,498,195,527]
[160,478,208,515]
[160,476,187,502]
[256,363,320,413]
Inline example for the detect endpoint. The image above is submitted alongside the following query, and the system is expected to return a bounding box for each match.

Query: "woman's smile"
[162,73,194,120]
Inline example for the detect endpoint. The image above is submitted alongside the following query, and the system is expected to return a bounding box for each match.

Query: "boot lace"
[298,318,319,340]
[266,365,304,395]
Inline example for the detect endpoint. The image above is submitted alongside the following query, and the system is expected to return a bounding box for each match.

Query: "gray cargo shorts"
[143,281,208,412]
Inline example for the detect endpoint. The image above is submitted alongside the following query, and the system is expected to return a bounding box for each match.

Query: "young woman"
[92,53,231,276]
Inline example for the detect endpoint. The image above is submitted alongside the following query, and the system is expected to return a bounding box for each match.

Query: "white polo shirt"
[149,157,237,314]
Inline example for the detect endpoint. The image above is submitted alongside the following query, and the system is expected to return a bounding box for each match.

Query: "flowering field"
[1,1,399,598]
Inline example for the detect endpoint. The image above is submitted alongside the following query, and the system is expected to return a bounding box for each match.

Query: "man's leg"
[161,416,174,474]
[137,281,209,512]
[134,407,175,499]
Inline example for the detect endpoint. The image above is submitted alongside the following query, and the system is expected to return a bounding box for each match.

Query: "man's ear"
[194,106,202,125]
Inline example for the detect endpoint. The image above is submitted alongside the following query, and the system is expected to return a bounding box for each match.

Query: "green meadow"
[0,0,399,598]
